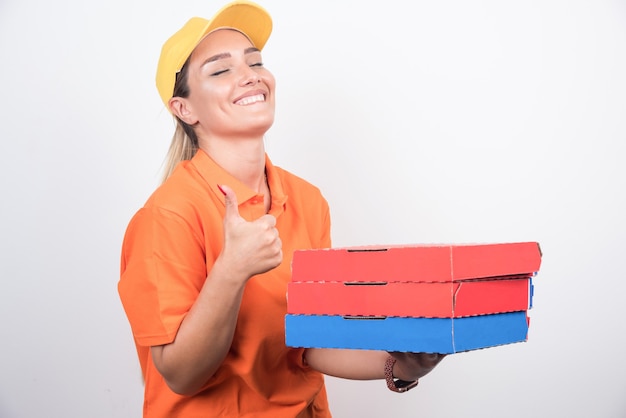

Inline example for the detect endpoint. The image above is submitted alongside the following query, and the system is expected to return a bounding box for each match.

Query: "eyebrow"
[201,47,261,67]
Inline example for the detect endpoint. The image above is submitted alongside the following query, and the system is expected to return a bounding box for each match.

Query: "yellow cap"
[155,0,273,107]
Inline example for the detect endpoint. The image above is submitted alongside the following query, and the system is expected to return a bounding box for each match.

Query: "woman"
[118,1,444,416]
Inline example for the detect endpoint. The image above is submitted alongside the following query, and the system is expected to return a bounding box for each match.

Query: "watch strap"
[384,356,419,393]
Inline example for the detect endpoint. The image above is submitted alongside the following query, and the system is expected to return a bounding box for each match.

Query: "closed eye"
[211,69,229,76]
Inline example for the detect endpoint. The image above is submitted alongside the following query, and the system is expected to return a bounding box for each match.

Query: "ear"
[169,97,199,125]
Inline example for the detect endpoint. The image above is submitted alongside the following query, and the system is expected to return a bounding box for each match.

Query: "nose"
[240,66,261,86]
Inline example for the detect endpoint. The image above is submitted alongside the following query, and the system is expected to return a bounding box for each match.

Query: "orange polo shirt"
[118,149,332,418]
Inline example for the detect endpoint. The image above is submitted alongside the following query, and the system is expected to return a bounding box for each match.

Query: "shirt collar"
[190,149,288,215]
[265,155,288,217]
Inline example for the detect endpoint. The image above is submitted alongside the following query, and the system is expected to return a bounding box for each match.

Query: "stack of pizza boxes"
[285,242,542,354]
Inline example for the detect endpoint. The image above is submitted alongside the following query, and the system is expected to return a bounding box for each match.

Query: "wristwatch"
[384,356,419,393]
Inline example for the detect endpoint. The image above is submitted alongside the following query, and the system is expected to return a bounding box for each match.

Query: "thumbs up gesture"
[218,184,283,281]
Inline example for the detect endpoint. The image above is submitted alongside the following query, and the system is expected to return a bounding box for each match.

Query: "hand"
[389,351,446,381]
[218,184,283,281]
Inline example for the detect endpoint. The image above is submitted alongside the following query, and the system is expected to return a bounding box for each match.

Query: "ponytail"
[160,58,199,183]
[160,121,198,183]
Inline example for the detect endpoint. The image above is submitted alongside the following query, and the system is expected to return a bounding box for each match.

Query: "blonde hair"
[161,122,198,183]
[160,58,199,183]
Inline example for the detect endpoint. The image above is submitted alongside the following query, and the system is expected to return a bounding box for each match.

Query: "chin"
[247,115,275,134]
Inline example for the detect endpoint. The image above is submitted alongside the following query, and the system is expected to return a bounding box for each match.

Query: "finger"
[412,352,444,362]
[420,353,445,369]
[390,352,445,369]
[217,184,241,222]
[258,213,277,228]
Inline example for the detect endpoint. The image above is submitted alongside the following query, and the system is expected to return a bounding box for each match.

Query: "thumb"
[217,184,241,222]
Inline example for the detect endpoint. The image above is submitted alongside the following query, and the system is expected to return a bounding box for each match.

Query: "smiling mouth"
[235,94,265,106]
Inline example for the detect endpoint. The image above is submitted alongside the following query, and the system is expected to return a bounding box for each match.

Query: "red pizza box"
[287,276,533,318]
[291,242,541,283]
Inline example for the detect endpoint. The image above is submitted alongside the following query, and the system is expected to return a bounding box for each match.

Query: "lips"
[235,93,265,106]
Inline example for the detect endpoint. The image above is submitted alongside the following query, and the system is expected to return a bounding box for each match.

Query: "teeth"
[236,94,265,105]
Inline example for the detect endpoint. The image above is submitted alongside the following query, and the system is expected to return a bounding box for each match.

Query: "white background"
[1,1,625,417]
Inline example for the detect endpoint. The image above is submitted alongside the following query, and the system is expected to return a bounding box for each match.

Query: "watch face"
[395,379,419,392]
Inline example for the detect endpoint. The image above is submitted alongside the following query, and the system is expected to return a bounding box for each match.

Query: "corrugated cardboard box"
[285,311,530,354]
[288,277,533,318]
[285,242,541,353]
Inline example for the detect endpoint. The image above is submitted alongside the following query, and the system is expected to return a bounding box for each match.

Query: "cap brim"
[207,1,272,51]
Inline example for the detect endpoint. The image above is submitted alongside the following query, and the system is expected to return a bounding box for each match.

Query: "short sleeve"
[118,206,207,347]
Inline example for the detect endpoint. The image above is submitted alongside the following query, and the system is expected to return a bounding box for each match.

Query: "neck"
[199,135,266,193]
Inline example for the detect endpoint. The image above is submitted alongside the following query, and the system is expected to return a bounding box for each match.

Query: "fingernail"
[217,184,226,195]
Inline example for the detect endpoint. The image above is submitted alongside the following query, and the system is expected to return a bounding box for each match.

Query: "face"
[172,29,276,140]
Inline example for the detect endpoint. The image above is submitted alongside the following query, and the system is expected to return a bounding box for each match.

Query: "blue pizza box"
[285,311,529,354]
